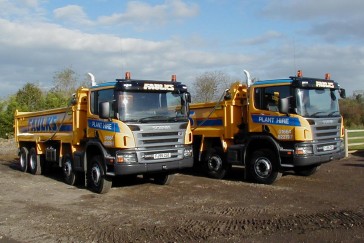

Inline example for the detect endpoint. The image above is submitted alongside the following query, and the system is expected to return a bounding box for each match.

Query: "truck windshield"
[296,88,340,118]
[116,91,188,122]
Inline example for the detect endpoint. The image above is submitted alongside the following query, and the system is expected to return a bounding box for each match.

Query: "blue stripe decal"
[24,115,73,133]
[252,115,300,126]
[197,119,223,126]
[88,119,120,132]
[20,124,72,133]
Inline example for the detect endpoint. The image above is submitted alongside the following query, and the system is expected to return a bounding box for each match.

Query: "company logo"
[315,81,334,88]
[152,125,171,130]
[143,83,175,91]
[252,115,301,126]
[88,119,120,132]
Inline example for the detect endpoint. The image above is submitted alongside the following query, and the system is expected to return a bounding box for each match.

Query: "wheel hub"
[63,160,72,177]
[91,165,101,186]
[254,157,272,178]
[208,155,222,172]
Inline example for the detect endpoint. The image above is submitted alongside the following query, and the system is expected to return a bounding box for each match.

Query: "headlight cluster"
[295,146,313,155]
[116,153,137,163]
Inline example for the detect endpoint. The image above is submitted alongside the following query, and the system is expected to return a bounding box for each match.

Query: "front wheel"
[88,156,112,194]
[294,165,320,176]
[204,148,230,179]
[248,149,281,184]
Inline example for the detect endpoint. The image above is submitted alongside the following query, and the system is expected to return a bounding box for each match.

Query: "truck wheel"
[88,156,112,194]
[248,149,281,184]
[28,147,42,175]
[62,154,76,186]
[153,173,175,185]
[204,148,230,179]
[294,165,320,176]
[19,147,28,172]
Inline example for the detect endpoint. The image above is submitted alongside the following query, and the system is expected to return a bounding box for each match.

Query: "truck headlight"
[183,148,193,158]
[116,153,137,163]
[295,146,313,155]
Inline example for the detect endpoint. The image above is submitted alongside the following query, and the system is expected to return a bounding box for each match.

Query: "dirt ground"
[1,139,364,243]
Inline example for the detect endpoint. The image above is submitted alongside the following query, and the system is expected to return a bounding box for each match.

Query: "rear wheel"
[62,154,77,186]
[19,147,28,172]
[248,149,281,184]
[88,156,112,194]
[204,147,230,179]
[153,173,175,185]
[29,147,42,175]
[294,165,320,176]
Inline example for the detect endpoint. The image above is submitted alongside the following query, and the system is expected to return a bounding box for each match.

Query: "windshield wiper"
[328,111,340,117]
[138,116,171,123]
[138,116,187,123]
[309,111,326,117]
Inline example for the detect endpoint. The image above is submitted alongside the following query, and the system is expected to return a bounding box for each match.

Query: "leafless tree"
[192,71,234,103]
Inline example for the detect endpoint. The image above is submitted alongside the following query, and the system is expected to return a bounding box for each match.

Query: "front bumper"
[112,157,193,176]
[280,148,345,167]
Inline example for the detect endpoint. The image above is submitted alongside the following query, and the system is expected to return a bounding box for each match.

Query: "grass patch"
[347,130,364,150]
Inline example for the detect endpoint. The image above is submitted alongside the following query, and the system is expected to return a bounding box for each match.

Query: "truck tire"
[19,147,28,172]
[62,154,77,186]
[294,165,320,176]
[153,173,175,185]
[248,149,281,184]
[204,147,230,179]
[28,147,42,175]
[88,156,112,194]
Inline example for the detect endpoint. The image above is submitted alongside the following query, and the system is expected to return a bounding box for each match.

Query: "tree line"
[0,69,363,138]
[0,68,87,138]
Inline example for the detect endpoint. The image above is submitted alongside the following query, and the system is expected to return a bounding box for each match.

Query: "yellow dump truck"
[15,72,193,193]
[190,70,346,184]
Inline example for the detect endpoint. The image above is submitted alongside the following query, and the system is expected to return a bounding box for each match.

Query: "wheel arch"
[85,140,108,171]
[245,135,281,166]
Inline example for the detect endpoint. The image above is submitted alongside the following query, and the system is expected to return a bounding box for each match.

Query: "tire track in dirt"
[87,209,364,242]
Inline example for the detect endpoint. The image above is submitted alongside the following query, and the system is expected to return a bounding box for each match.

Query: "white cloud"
[0,0,362,99]
[98,0,199,27]
[0,18,248,98]
[239,31,283,45]
[0,0,45,17]
[18,0,42,8]
[263,0,364,42]
[53,5,93,26]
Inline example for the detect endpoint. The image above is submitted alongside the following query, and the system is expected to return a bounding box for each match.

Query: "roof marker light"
[125,72,131,80]
[297,70,303,77]
[325,73,331,80]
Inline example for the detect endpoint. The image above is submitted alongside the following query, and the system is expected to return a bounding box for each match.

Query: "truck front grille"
[130,122,187,163]
[309,118,341,142]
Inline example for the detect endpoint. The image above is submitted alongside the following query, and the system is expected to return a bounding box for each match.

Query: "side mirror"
[99,101,110,119]
[279,97,289,115]
[339,88,346,99]
[185,92,191,103]
[181,92,191,115]
[224,89,232,100]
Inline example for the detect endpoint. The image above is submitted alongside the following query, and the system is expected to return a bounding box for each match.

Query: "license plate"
[153,153,171,159]
[323,145,334,151]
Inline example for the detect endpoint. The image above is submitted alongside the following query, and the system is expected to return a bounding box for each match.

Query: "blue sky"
[1,0,363,98]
